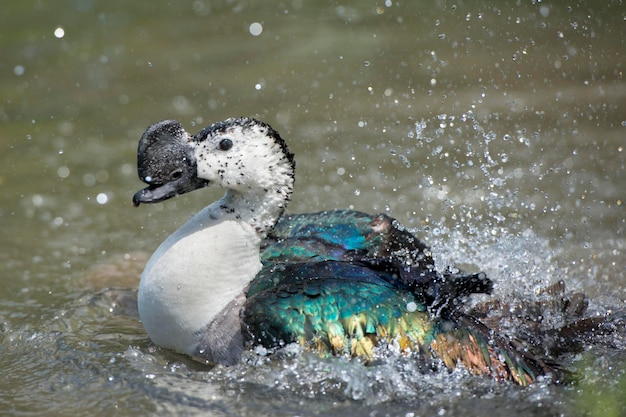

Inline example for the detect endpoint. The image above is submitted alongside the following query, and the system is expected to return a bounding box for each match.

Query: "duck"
[132,117,560,386]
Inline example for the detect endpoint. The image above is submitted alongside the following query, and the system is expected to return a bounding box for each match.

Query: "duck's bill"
[133,184,178,206]
[133,178,209,206]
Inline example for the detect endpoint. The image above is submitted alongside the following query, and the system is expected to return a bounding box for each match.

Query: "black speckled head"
[133,120,209,206]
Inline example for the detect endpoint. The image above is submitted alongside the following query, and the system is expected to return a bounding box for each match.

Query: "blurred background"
[1,1,624,416]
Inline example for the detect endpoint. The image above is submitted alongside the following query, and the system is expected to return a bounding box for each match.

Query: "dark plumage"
[243,209,554,385]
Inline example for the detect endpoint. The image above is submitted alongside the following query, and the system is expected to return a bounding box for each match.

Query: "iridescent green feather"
[242,210,556,385]
[262,210,431,268]
[243,279,432,357]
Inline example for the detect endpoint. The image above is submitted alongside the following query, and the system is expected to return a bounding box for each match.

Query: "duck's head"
[132,120,208,206]
[133,117,295,207]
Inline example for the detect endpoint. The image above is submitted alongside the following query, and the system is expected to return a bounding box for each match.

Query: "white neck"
[137,187,288,360]
[219,187,290,236]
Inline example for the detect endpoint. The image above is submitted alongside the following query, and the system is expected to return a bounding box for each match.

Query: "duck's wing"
[242,268,554,385]
[244,269,431,357]
[261,210,492,311]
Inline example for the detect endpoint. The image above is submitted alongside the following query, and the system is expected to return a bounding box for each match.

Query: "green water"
[1,1,624,416]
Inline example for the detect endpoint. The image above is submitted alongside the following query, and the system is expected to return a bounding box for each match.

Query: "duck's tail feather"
[431,313,567,386]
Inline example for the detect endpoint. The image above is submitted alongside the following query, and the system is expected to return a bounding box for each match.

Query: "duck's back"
[260,210,431,265]
[254,210,491,309]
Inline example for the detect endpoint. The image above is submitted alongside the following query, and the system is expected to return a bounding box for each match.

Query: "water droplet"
[249,22,263,36]
[172,95,190,113]
[57,166,70,178]
[13,65,25,76]
[32,195,44,207]
[96,193,109,205]
[82,173,97,187]
[414,120,427,138]
[54,27,65,39]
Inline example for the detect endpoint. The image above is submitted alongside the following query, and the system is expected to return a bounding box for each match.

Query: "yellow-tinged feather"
[329,333,346,352]
[376,324,389,339]
[351,337,375,358]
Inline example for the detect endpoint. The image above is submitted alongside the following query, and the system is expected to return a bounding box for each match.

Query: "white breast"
[137,205,262,356]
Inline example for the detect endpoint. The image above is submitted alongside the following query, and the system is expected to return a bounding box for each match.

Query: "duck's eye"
[170,169,183,180]
[218,138,233,151]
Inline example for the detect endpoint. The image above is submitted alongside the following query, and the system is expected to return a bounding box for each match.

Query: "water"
[1,1,624,416]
